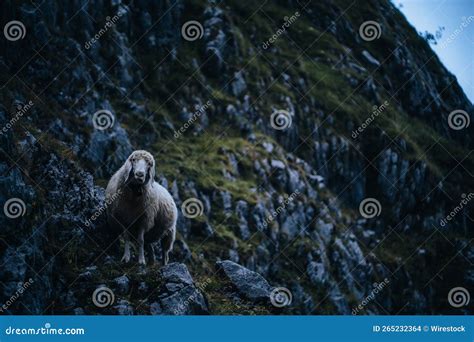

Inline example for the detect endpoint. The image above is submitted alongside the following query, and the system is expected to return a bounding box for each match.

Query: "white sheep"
[105,150,177,265]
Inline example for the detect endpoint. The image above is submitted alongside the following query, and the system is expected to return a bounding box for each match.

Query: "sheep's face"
[126,151,155,185]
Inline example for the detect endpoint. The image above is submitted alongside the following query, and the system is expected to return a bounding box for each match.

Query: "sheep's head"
[124,150,156,186]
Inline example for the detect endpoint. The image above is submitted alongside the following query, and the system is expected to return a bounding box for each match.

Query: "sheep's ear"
[123,159,133,184]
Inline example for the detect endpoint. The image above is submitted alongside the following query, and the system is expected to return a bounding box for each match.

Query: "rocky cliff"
[0,0,472,315]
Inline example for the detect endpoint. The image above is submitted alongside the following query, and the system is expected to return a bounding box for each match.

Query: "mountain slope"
[0,0,472,315]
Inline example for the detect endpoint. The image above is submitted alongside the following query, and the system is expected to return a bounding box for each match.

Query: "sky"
[394,0,474,103]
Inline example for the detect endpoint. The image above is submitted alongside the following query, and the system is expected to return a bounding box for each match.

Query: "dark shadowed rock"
[83,124,133,178]
[114,299,134,315]
[328,285,350,315]
[307,261,328,286]
[171,239,192,263]
[216,260,272,302]
[158,263,209,315]
[160,285,209,315]
[235,200,250,239]
[160,262,194,285]
[191,220,215,238]
[149,302,162,315]
[113,275,130,294]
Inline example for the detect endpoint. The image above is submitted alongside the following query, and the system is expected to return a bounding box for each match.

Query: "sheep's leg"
[162,248,169,266]
[121,231,131,263]
[138,229,146,265]
[161,230,174,266]
[147,243,156,265]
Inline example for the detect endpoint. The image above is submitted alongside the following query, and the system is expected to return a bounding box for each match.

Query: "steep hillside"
[0,0,472,315]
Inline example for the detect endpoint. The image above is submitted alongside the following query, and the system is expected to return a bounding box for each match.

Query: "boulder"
[158,263,209,315]
[160,263,194,286]
[216,260,272,302]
